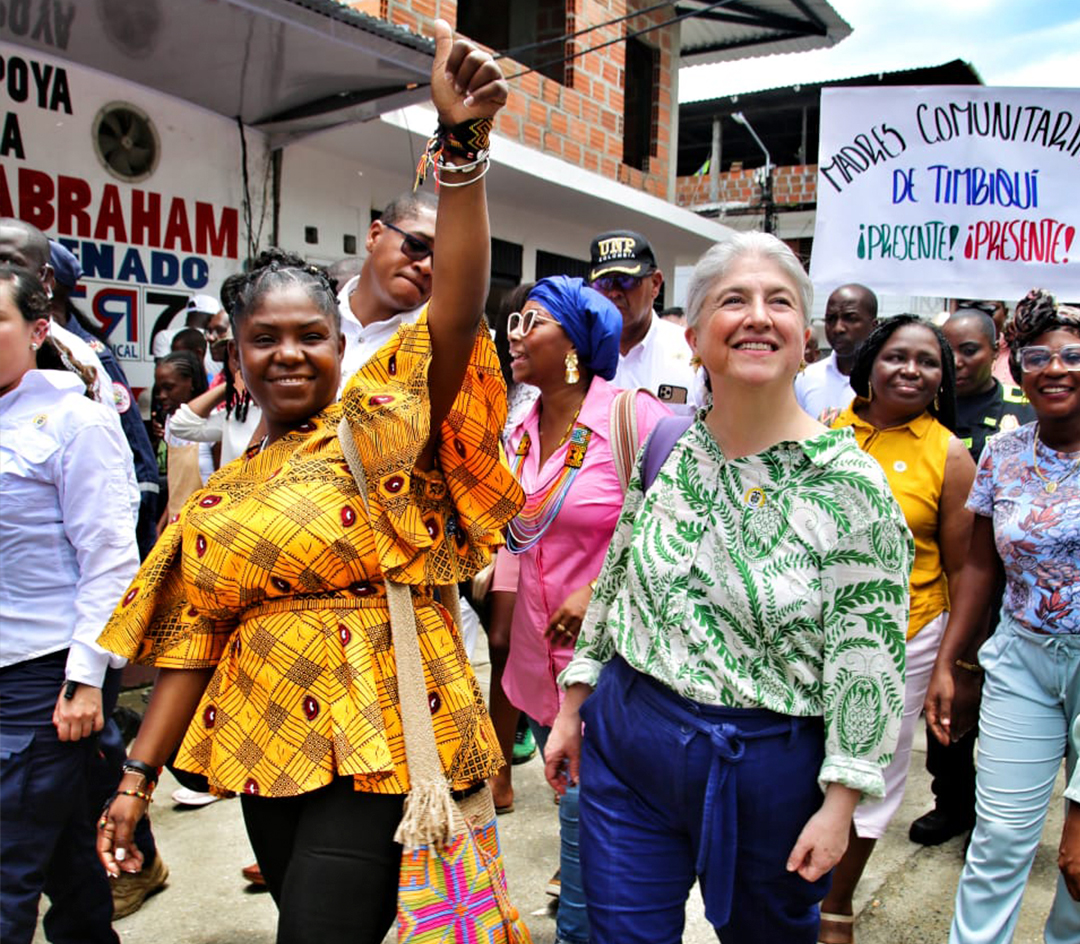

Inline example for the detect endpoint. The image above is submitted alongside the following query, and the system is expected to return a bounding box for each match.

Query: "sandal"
[818,911,854,944]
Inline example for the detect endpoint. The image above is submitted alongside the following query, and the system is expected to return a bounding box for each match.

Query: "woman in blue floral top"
[543,232,914,944]
[927,289,1080,944]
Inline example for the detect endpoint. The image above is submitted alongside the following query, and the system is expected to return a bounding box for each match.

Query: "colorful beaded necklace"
[506,424,593,554]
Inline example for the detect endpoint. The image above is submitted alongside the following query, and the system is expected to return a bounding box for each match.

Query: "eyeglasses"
[590,274,644,293]
[507,309,560,337]
[1018,344,1080,373]
[381,221,432,262]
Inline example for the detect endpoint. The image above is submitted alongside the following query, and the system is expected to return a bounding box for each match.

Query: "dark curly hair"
[230,249,339,332]
[1003,289,1080,384]
[849,314,958,433]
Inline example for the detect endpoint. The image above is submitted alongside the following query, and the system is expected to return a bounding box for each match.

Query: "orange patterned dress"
[98,314,523,798]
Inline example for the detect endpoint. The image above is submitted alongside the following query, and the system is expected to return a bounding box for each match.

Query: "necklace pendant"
[1045,481,1058,494]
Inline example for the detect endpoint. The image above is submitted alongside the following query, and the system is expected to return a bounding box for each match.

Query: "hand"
[948,665,984,741]
[1061,800,1080,901]
[53,683,104,742]
[544,584,593,644]
[924,664,955,746]
[97,790,149,877]
[429,19,508,126]
[786,785,858,882]
[544,708,583,796]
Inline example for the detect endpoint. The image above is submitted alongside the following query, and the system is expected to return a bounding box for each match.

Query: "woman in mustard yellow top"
[93,28,520,944]
[821,315,976,943]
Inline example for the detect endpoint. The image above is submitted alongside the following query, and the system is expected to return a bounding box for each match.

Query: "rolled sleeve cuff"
[558,656,605,691]
[65,640,125,688]
[818,754,886,802]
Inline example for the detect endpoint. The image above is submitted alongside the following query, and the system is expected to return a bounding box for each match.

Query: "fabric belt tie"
[625,663,797,928]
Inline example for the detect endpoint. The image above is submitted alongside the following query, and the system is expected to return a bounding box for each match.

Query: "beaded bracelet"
[433,161,491,188]
[97,789,153,829]
[414,117,493,190]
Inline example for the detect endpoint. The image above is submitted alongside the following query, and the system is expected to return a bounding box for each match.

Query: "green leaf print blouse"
[560,420,914,799]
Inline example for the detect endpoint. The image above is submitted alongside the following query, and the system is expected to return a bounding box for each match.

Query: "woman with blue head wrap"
[496,273,670,944]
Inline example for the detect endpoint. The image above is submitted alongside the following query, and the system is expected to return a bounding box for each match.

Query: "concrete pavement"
[37,634,1066,944]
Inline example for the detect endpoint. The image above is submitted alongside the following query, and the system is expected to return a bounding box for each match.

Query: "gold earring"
[799,358,807,371]
[867,383,874,402]
[565,350,579,385]
[933,393,940,412]
[690,354,702,369]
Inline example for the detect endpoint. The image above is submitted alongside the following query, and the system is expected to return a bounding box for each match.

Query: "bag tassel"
[394,778,460,851]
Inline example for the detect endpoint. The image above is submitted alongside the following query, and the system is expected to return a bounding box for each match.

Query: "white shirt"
[151,327,180,360]
[613,313,704,415]
[50,320,116,410]
[794,352,855,421]
[0,371,139,685]
[168,401,264,467]
[336,275,422,390]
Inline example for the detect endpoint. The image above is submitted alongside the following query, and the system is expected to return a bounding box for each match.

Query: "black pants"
[240,778,405,944]
[925,722,977,817]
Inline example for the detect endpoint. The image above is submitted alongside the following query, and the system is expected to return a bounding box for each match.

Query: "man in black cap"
[588,230,702,413]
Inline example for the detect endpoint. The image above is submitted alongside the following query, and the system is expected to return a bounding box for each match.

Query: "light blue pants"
[950,617,1080,944]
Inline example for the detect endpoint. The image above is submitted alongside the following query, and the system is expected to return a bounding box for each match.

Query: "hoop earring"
[564,350,580,385]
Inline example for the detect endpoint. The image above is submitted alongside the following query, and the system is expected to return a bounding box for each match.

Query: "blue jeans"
[528,718,589,944]
[578,657,830,944]
[950,617,1080,944]
[0,653,119,944]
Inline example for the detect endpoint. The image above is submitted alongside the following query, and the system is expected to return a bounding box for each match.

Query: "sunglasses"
[1018,344,1080,373]
[382,221,432,263]
[507,309,560,337]
[590,273,645,293]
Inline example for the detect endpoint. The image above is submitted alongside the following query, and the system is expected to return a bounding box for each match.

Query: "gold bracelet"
[588,579,597,592]
[955,658,984,675]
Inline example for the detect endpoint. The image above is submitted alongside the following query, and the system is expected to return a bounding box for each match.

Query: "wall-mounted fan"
[93,103,160,183]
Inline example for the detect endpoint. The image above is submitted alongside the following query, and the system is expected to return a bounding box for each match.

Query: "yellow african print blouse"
[99,314,524,798]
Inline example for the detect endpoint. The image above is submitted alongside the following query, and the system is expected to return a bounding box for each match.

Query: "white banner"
[810,86,1080,301]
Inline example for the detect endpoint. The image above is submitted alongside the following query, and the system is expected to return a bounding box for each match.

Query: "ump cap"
[588,230,657,282]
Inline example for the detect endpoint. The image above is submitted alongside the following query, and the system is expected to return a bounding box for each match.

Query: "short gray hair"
[685,232,813,331]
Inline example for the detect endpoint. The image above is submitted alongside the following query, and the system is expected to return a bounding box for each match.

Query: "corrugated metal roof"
[677,0,852,68]
[288,0,433,54]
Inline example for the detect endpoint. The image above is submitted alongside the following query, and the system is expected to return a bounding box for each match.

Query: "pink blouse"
[500,376,670,726]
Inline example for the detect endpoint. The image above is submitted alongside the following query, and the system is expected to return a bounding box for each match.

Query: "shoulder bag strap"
[641,414,694,492]
[337,417,457,848]
[609,388,654,493]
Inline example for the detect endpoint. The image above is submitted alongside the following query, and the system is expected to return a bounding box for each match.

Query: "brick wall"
[675,164,818,209]
[348,1,676,198]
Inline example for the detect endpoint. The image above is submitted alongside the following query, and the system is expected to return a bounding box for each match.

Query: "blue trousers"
[578,658,831,944]
[950,618,1080,944]
[0,652,118,944]
[528,718,589,944]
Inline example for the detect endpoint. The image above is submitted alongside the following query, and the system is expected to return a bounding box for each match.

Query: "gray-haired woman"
[543,232,913,944]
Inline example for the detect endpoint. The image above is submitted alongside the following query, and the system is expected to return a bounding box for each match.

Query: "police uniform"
[954,380,1035,463]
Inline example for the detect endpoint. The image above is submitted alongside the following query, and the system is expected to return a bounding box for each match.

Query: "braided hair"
[849,313,959,434]
[0,264,97,397]
[1003,289,1080,384]
[229,249,339,332]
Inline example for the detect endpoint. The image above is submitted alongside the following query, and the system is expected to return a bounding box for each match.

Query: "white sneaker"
[170,787,221,807]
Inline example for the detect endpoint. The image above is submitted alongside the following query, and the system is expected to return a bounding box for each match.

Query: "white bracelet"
[435,160,491,188]
[437,151,490,174]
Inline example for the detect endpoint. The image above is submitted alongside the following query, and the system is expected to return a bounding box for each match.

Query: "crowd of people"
[1,23,1078,944]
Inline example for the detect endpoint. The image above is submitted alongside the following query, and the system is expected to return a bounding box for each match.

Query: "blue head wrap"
[526,276,621,381]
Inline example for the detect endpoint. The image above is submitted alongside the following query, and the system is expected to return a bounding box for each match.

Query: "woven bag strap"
[338,418,457,847]
[608,388,639,493]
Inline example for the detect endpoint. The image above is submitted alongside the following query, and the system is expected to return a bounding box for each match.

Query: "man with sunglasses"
[335,193,437,386]
[587,230,703,414]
